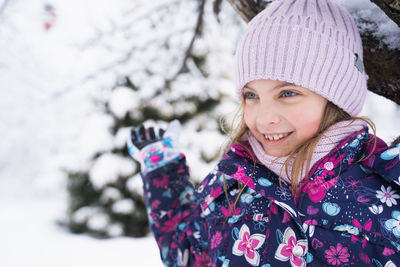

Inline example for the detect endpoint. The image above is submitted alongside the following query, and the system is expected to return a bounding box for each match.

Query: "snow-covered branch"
[370,0,400,27]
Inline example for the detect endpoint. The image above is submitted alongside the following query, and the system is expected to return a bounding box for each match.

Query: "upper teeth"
[264,133,289,141]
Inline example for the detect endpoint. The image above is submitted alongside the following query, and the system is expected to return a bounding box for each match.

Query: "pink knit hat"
[235,0,368,116]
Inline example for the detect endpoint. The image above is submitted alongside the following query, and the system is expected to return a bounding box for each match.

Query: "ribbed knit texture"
[248,119,367,184]
[235,0,368,116]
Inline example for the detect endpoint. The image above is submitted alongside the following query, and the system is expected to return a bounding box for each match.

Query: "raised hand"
[127,120,182,173]
[130,125,165,150]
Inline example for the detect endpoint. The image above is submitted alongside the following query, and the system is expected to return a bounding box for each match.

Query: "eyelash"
[280,90,298,98]
[243,91,258,99]
[243,90,298,99]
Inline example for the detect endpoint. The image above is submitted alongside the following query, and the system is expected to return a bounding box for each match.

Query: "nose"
[255,103,281,126]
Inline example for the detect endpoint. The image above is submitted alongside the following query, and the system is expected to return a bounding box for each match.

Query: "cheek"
[288,109,322,135]
[244,108,256,132]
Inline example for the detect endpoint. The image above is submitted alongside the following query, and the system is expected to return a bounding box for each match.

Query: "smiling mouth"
[263,132,292,141]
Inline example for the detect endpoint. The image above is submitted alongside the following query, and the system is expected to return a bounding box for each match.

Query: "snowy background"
[0,0,399,266]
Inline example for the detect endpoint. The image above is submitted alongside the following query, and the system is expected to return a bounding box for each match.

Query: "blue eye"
[280,90,297,98]
[243,91,258,99]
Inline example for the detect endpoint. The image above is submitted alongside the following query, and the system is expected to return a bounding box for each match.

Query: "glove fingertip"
[139,125,146,141]
[159,128,165,138]
[148,127,156,140]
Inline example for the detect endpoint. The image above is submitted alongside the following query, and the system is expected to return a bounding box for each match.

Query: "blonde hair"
[221,100,376,209]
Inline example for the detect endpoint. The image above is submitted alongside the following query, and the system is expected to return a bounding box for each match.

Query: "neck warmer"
[247,120,367,185]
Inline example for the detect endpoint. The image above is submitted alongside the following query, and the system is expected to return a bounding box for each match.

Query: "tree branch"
[225,0,269,22]
[370,0,400,27]
[131,0,208,105]
[226,0,258,22]
[168,0,207,81]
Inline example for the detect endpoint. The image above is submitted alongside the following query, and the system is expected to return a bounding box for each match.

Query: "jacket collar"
[196,128,369,226]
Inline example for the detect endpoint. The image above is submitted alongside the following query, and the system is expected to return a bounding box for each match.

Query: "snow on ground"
[0,1,165,266]
[0,197,164,267]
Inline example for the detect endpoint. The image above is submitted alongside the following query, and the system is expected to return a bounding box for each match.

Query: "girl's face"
[243,79,327,157]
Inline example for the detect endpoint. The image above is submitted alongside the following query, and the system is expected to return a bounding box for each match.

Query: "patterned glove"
[127,120,182,173]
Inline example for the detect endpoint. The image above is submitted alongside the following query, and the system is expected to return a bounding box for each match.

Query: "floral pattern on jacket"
[141,128,400,266]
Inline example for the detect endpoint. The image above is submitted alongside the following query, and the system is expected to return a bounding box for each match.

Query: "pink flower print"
[201,187,222,211]
[306,205,319,215]
[210,187,222,198]
[151,200,160,210]
[231,144,253,159]
[322,161,336,177]
[351,218,372,248]
[303,219,317,237]
[161,210,190,232]
[193,251,211,267]
[221,205,241,219]
[304,219,317,225]
[149,154,162,165]
[232,164,255,189]
[275,227,308,267]
[232,224,265,266]
[148,147,163,164]
[177,163,186,174]
[383,247,395,256]
[324,243,350,265]
[318,154,344,176]
[357,195,371,203]
[343,176,362,192]
[222,153,230,160]
[282,210,292,223]
[359,252,371,264]
[311,238,323,250]
[152,175,169,188]
[211,231,223,249]
[270,202,278,215]
[302,174,338,203]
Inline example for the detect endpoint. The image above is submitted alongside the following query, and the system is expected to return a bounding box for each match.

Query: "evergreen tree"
[64,0,243,237]
[64,0,400,238]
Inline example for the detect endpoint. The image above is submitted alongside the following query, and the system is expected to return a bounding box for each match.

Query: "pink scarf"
[247,120,367,185]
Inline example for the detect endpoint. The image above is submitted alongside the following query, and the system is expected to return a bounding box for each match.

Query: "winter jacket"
[141,128,400,267]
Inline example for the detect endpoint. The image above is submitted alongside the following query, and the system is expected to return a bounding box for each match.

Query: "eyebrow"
[244,82,296,91]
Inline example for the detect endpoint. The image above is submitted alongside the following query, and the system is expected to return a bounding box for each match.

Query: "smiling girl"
[127,0,400,266]
[243,80,327,158]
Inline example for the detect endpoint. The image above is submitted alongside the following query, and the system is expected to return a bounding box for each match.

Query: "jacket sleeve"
[364,143,400,186]
[141,155,210,267]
